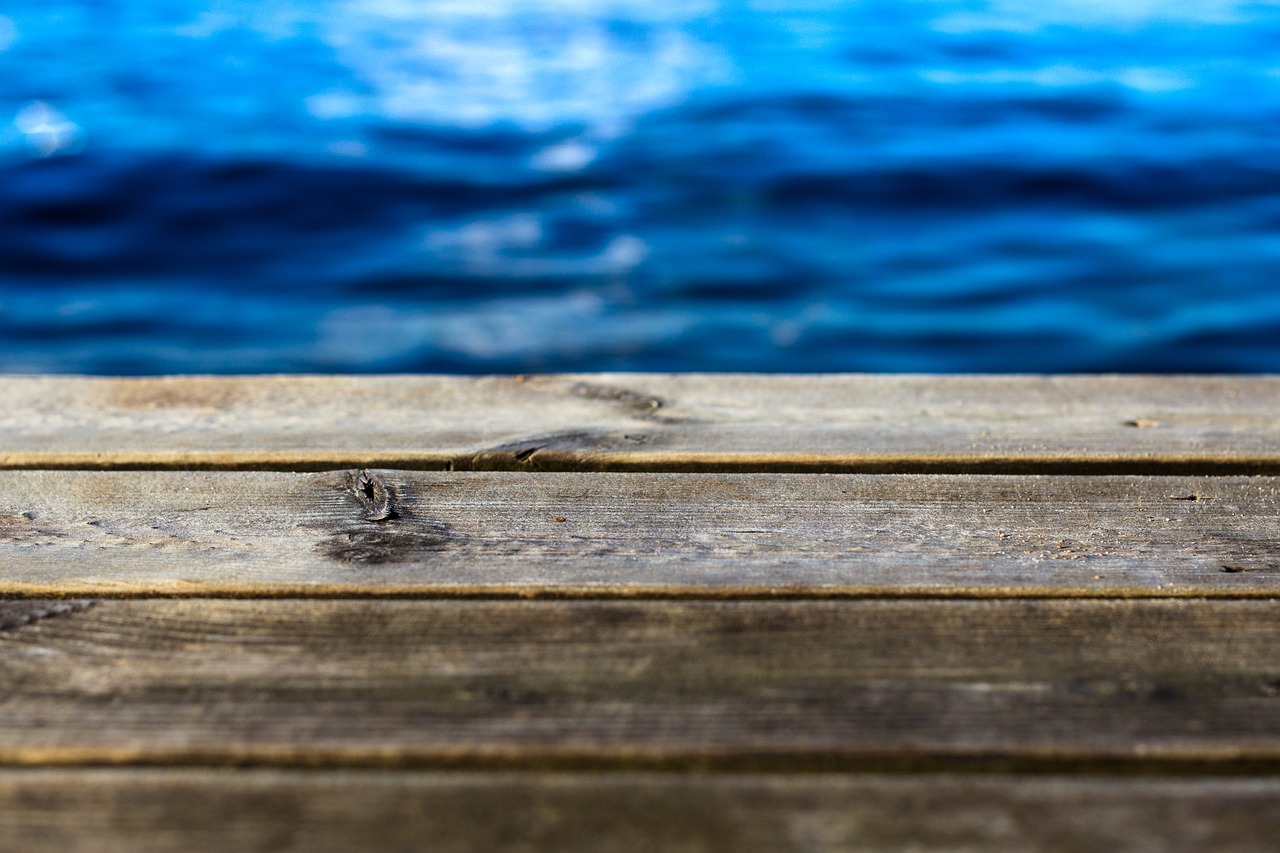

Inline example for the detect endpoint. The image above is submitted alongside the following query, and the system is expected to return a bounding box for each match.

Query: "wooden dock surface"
[2,374,1278,850]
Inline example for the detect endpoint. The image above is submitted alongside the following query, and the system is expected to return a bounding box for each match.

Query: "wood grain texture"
[1,469,1278,596]
[0,374,1277,472]
[1,769,1278,852]
[5,373,1276,849]
[2,598,1279,768]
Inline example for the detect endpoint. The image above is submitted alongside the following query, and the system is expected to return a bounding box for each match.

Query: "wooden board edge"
[3,451,1280,475]
[1,585,1277,601]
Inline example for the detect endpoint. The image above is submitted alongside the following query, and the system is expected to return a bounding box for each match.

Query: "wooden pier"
[1,374,1278,850]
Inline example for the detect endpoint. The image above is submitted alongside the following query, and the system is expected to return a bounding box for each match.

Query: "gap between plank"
[7,748,1280,778]
[3,454,1280,476]
[2,588,1279,602]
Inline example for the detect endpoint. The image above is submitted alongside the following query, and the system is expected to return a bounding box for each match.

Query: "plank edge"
[1,585,1278,601]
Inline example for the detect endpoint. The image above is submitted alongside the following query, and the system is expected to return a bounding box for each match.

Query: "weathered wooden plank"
[1,470,1277,596]
[2,769,1279,852]
[2,599,1278,767]
[0,374,1277,472]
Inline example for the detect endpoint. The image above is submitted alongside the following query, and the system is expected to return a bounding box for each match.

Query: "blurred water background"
[1,0,1279,374]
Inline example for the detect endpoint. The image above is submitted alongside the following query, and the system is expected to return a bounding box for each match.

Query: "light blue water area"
[1,0,1279,373]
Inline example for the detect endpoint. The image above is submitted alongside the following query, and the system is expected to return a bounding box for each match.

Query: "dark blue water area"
[2,1,1280,374]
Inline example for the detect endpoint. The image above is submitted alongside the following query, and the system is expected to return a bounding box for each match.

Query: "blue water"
[2,1,1279,374]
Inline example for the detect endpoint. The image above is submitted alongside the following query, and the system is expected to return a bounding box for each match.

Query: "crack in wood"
[513,446,542,464]
[561,380,688,425]
[467,431,616,470]
[567,381,663,415]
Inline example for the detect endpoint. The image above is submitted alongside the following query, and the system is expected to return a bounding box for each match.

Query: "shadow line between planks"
[7,748,1280,778]
[1,587,1278,602]
[4,455,1280,476]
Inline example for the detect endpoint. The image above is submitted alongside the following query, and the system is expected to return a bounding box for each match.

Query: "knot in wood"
[354,469,396,522]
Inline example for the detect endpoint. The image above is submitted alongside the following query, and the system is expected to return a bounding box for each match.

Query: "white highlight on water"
[14,102,85,157]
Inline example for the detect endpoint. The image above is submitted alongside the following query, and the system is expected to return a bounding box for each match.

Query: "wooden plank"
[0,374,1277,472]
[2,598,1279,768]
[1,470,1277,596]
[2,769,1279,852]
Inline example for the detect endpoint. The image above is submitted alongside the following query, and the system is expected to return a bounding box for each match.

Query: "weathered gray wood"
[1,470,1277,596]
[2,769,1279,852]
[0,374,1277,472]
[2,599,1279,767]
[5,373,1276,850]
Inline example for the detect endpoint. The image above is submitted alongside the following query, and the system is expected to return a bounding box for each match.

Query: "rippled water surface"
[2,1,1279,373]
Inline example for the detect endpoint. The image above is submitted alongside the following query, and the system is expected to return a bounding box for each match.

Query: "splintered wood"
[0,375,1276,851]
